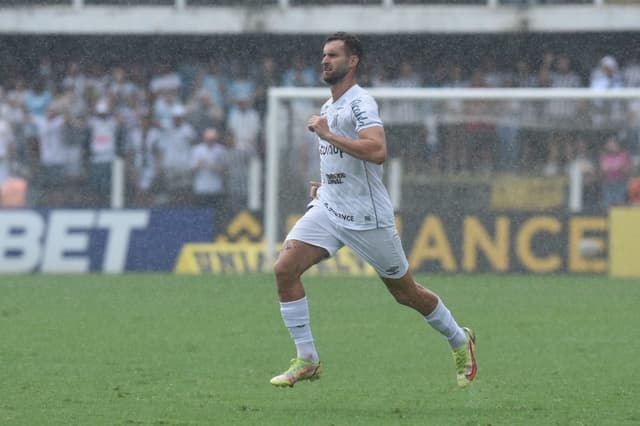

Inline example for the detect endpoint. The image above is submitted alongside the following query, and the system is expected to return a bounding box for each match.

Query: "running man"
[270,32,477,388]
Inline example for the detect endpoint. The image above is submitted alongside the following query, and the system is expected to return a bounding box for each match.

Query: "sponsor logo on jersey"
[350,98,369,128]
[319,144,344,158]
[325,172,346,184]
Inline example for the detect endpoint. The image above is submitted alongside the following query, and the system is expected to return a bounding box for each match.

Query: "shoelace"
[287,359,310,374]
[453,347,467,372]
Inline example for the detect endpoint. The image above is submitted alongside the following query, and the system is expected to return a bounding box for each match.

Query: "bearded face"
[321,40,357,85]
[322,60,350,85]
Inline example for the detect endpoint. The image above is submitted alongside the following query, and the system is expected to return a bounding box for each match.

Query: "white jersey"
[128,126,162,190]
[190,142,228,195]
[34,115,66,166]
[88,116,119,164]
[314,84,394,230]
[159,122,197,172]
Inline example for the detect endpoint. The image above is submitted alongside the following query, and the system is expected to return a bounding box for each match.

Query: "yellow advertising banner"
[491,176,567,211]
[174,210,608,275]
[609,208,640,278]
[175,241,377,275]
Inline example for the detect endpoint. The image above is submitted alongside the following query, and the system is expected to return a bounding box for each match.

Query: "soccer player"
[270,32,477,388]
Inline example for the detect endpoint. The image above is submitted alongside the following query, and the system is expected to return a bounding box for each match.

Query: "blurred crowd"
[1,48,640,214]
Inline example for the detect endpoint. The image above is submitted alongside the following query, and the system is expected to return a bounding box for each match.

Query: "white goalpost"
[264,87,640,267]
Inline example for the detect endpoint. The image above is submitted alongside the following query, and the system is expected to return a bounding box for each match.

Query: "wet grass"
[1,273,639,425]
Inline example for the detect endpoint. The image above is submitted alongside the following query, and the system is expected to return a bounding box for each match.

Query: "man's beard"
[323,67,349,85]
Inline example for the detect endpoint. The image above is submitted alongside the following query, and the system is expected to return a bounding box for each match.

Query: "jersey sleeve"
[351,94,383,133]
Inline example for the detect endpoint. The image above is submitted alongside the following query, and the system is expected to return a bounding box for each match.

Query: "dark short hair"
[324,32,363,67]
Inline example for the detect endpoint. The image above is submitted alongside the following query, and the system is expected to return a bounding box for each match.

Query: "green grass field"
[1,273,639,426]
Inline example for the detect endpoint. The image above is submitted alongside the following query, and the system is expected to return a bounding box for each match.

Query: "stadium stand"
[1,0,640,212]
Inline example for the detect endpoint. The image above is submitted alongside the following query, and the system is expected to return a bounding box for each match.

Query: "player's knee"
[273,257,299,284]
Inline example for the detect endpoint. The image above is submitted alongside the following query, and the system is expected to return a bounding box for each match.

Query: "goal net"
[264,87,640,269]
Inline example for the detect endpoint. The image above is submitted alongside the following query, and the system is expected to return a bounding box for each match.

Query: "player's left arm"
[307,115,386,164]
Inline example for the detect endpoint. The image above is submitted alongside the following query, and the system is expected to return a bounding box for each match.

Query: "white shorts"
[286,205,409,279]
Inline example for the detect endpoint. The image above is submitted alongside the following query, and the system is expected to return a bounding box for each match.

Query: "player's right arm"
[307,115,386,164]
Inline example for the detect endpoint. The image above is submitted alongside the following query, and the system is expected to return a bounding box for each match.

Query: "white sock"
[280,296,319,363]
[424,298,467,350]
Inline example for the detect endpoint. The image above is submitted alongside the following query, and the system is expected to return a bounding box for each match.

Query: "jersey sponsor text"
[325,172,346,184]
[319,144,344,157]
[324,202,354,222]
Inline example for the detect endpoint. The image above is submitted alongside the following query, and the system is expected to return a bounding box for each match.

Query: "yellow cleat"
[270,358,322,388]
[453,327,477,387]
